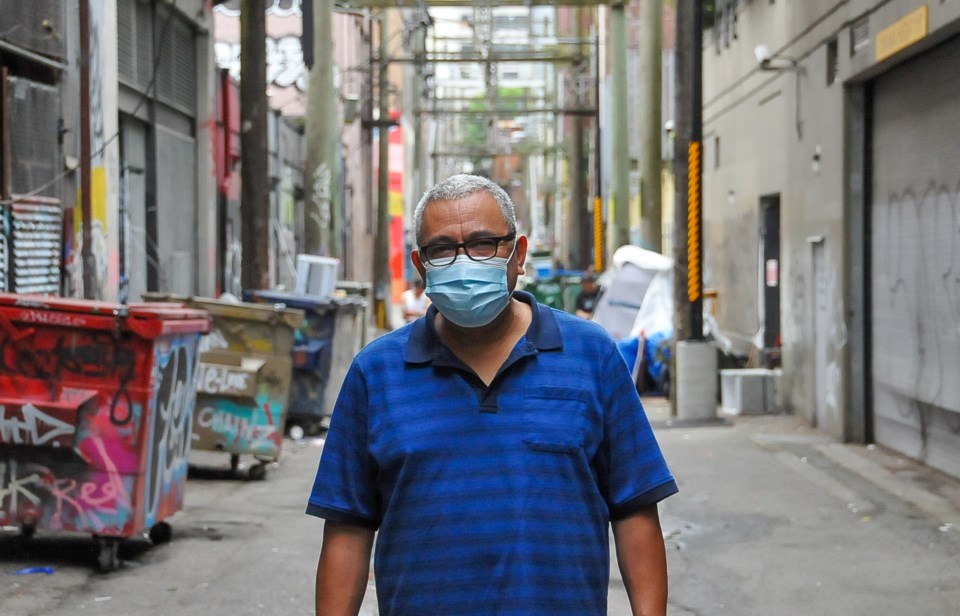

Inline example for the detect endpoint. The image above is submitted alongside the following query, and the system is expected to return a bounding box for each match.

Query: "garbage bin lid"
[246,290,338,313]
[162,296,305,330]
[0,293,211,338]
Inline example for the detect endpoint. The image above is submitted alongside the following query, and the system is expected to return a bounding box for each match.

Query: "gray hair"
[413,174,517,245]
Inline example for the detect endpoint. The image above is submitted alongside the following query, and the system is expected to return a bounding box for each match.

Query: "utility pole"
[239,0,270,292]
[673,0,714,420]
[567,7,587,270]
[593,27,604,272]
[373,11,392,331]
[609,2,631,254]
[687,0,703,340]
[673,0,691,346]
[304,0,341,258]
[412,15,427,208]
[639,0,663,252]
[79,0,96,299]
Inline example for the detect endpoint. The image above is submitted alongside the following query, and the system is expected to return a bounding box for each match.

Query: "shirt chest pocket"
[521,387,590,455]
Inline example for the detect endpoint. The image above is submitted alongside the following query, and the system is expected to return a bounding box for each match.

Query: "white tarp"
[592,246,673,341]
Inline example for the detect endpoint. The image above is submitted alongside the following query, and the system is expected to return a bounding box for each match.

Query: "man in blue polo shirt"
[307,174,677,616]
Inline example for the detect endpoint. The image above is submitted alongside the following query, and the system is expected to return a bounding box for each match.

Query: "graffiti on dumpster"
[197,364,253,396]
[199,327,230,353]
[144,341,198,526]
[0,330,140,430]
[0,403,76,447]
[0,307,205,535]
[194,399,283,455]
[0,440,135,533]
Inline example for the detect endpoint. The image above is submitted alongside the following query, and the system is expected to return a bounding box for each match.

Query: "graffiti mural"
[214,37,307,92]
[213,0,307,115]
[215,0,302,17]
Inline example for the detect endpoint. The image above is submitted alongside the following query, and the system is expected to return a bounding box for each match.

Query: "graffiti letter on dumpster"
[0,403,76,447]
[145,343,195,524]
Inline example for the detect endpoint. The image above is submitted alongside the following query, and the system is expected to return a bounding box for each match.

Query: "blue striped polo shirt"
[306,291,677,615]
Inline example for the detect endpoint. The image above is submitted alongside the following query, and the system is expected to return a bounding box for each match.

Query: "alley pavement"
[639,398,960,616]
[3,398,959,615]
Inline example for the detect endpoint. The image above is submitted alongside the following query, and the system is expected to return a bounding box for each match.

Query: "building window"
[826,38,838,85]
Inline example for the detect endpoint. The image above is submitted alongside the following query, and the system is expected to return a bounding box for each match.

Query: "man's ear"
[411,250,427,281]
[515,235,528,276]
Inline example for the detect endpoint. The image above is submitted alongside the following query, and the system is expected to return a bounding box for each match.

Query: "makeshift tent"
[593,246,674,393]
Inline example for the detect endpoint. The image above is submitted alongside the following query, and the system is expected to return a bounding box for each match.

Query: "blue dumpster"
[244,290,367,437]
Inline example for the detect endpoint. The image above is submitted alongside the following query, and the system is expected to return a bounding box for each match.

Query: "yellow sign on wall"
[876,5,928,62]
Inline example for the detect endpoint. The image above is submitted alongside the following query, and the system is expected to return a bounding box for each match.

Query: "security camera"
[754,44,772,68]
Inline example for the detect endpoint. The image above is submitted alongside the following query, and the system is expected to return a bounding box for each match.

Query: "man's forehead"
[427,191,495,213]
[422,191,505,229]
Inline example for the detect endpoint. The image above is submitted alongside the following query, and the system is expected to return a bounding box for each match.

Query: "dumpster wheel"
[149,521,173,544]
[248,462,268,481]
[95,537,121,572]
[288,423,305,441]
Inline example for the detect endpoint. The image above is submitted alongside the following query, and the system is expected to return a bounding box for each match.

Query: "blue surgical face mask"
[423,244,516,329]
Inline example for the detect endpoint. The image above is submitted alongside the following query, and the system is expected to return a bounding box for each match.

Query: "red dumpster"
[0,294,210,570]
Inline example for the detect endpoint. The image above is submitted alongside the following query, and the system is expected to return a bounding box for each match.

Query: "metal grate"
[155,10,197,114]
[172,19,197,111]
[0,0,67,60]
[136,0,154,90]
[850,15,870,55]
[8,76,60,198]
[10,200,61,294]
[118,1,136,85]
[0,204,8,291]
[827,38,839,86]
[118,0,155,91]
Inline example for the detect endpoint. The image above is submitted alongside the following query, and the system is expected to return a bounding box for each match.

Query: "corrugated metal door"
[156,127,196,296]
[120,115,148,303]
[870,35,960,478]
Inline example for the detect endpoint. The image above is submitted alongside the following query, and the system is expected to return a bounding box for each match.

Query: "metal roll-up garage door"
[870,35,960,478]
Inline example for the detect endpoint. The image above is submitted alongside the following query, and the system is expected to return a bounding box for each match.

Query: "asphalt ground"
[3,398,959,615]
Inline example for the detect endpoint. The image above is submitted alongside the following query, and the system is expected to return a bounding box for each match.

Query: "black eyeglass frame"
[418,233,517,267]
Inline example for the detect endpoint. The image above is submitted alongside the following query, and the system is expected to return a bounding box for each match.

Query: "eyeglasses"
[419,234,516,267]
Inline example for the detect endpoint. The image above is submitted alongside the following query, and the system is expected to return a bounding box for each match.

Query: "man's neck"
[436,297,528,348]
[436,298,532,385]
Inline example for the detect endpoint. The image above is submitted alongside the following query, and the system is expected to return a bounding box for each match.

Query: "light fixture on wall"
[754,44,802,72]
[754,44,806,139]
[342,94,360,125]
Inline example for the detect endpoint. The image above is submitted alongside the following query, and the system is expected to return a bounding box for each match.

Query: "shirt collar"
[404,290,563,364]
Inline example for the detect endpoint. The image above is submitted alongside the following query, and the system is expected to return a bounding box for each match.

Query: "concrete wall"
[701,0,960,439]
[334,12,374,284]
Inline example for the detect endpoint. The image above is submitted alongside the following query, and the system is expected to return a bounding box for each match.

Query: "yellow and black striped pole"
[593,195,603,272]
[687,141,701,306]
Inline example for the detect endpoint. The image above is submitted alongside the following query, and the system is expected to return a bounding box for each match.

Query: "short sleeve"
[596,345,677,520]
[305,361,381,529]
